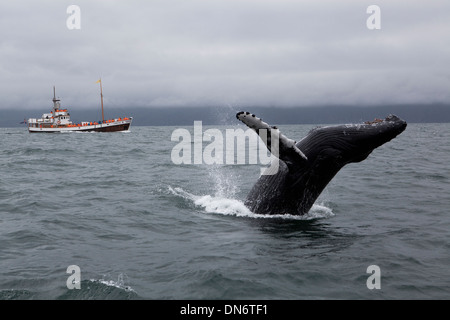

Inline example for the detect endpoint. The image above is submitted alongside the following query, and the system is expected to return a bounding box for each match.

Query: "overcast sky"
[1,0,449,111]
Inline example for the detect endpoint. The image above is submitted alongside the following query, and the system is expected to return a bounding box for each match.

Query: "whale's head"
[302,115,407,165]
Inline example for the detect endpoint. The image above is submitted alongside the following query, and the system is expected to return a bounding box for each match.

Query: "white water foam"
[169,186,334,220]
[89,273,135,292]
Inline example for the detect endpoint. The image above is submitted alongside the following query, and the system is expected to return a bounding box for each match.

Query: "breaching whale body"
[236,111,407,216]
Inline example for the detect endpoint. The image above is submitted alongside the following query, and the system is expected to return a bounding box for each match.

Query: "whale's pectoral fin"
[236,111,308,164]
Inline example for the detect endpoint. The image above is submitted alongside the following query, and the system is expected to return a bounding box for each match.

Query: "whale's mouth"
[364,114,407,128]
[337,114,407,163]
[364,116,396,125]
[363,114,407,138]
[363,114,406,128]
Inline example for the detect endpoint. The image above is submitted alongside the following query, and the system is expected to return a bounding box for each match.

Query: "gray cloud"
[1,0,449,110]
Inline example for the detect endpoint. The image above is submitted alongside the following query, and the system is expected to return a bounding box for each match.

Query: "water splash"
[207,165,238,198]
[168,186,334,220]
[90,273,135,293]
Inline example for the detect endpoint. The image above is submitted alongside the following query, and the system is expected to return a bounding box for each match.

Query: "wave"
[89,273,135,293]
[0,289,33,300]
[168,186,334,220]
[56,274,138,300]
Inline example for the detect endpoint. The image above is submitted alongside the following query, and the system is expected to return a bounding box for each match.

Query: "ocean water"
[0,122,449,300]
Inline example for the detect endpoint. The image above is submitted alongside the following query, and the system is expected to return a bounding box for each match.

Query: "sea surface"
[1,122,449,300]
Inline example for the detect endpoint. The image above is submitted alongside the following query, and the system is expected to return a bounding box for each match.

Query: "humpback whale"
[236,111,407,215]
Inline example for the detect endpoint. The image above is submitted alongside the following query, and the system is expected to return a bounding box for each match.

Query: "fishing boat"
[27,80,132,133]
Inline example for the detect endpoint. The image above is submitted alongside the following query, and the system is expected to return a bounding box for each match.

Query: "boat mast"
[52,86,60,113]
[98,78,105,122]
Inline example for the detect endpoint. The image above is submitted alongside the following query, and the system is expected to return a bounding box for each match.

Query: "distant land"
[2,104,450,128]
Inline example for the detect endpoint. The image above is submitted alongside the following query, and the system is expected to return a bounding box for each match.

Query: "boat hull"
[28,120,132,133]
